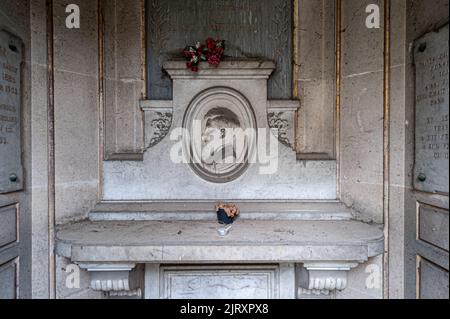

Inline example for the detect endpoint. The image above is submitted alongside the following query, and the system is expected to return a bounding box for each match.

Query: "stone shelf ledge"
[88,201,354,221]
[56,219,383,297]
[56,219,383,264]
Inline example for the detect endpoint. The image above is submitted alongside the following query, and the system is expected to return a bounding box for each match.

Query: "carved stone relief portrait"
[201,107,242,176]
[183,87,256,183]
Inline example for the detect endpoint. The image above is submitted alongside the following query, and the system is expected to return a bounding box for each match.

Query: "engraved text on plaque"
[0,30,23,193]
[414,25,449,194]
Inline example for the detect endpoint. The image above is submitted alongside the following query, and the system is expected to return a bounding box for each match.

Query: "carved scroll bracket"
[297,262,360,298]
[267,100,300,151]
[141,100,174,150]
[78,263,144,298]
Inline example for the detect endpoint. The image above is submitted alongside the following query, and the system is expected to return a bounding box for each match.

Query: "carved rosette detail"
[148,112,173,148]
[268,112,292,149]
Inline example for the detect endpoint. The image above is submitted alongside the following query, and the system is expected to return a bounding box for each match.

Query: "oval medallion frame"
[183,87,257,184]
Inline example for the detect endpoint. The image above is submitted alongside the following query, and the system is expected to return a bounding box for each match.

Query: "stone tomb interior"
[57,1,386,300]
[2,0,448,301]
[57,60,384,299]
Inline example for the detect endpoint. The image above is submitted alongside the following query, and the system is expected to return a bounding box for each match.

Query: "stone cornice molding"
[163,60,276,79]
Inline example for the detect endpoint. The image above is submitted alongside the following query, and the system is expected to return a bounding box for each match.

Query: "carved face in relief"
[184,87,256,183]
[200,107,242,175]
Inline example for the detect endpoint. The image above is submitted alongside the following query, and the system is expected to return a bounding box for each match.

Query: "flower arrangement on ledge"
[215,202,240,225]
[183,38,226,72]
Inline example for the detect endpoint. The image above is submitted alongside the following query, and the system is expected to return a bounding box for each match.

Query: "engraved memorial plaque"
[414,25,449,194]
[147,0,292,100]
[0,30,23,193]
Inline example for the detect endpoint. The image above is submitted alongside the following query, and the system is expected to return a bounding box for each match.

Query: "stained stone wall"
[53,0,102,299]
[0,0,32,299]
[337,0,449,299]
[374,0,450,300]
[337,0,386,299]
[340,0,385,224]
[103,0,145,160]
[388,0,408,299]
[30,0,49,299]
[296,0,336,159]
[52,0,100,225]
[28,0,103,299]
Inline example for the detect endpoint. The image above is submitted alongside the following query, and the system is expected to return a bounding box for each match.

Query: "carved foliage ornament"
[147,112,173,149]
[268,112,293,149]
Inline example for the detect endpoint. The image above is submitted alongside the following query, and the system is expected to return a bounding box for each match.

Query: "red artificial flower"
[206,37,216,51]
[186,62,198,72]
[183,38,225,72]
[208,54,221,67]
[184,50,194,58]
